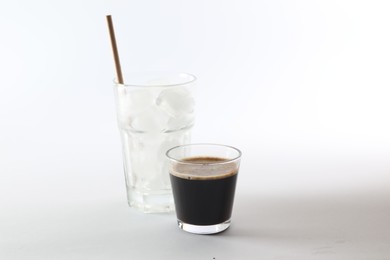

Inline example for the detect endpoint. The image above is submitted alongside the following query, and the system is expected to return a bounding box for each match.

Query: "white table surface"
[1,144,389,259]
[2,189,390,260]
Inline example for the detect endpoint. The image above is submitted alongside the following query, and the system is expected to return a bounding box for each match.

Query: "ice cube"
[116,88,158,128]
[155,87,195,118]
[166,114,195,131]
[124,89,155,114]
[130,106,170,132]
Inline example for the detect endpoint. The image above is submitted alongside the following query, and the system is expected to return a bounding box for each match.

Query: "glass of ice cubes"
[113,72,196,213]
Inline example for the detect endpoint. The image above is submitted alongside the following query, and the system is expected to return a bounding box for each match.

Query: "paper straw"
[106,15,124,84]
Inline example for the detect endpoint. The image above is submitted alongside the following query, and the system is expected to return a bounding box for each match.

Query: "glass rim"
[166,143,242,165]
[113,71,197,88]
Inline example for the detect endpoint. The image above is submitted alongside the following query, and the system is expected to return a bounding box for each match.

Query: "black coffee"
[169,157,238,225]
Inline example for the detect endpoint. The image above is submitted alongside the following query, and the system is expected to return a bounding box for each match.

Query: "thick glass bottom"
[177,219,231,234]
[126,186,175,213]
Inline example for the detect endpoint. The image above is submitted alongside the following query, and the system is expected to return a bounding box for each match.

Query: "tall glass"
[113,72,196,213]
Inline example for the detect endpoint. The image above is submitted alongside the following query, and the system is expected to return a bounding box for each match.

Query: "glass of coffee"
[166,144,241,234]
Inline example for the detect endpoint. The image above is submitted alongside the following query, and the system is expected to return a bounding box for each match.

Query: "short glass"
[166,144,241,234]
[113,72,196,213]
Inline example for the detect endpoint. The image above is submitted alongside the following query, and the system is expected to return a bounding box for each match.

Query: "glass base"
[177,219,231,234]
[126,186,175,213]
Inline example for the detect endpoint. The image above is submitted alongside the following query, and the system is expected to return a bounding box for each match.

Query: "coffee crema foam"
[169,156,239,180]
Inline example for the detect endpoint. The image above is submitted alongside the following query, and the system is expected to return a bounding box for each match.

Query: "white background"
[1,0,390,259]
